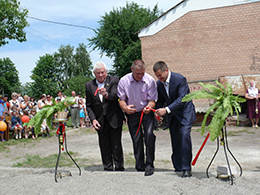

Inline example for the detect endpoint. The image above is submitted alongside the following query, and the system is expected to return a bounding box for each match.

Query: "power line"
[28,16,135,34]
[28,16,96,31]
[26,31,59,47]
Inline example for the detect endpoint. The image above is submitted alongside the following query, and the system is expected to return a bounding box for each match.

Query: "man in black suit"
[85,61,125,171]
[153,61,196,178]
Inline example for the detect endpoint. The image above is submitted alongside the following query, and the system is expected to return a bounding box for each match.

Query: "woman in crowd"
[245,80,260,127]
[37,94,46,112]
[9,92,20,114]
[20,95,31,115]
[29,96,37,110]
[45,94,53,105]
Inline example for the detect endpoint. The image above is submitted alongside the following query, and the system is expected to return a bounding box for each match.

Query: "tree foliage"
[54,43,93,91]
[30,54,59,98]
[0,0,29,47]
[88,2,162,78]
[0,57,21,96]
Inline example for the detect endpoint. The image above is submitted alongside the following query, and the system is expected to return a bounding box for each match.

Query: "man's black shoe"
[182,170,192,178]
[144,168,154,176]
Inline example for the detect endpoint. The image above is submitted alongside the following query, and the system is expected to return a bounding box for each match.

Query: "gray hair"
[93,61,107,72]
[153,61,168,72]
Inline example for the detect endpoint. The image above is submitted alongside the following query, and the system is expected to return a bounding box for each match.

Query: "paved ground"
[0,125,260,194]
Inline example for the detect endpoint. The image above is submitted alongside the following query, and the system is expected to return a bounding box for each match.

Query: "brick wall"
[141,2,260,81]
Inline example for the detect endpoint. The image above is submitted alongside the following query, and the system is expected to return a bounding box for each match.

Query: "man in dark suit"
[153,61,196,177]
[86,61,125,171]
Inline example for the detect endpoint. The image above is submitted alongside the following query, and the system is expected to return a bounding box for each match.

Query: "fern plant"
[182,81,246,141]
[26,97,76,134]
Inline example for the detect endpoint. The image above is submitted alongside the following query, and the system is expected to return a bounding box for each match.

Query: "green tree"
[0,57,21,96]
[30,54,59,98]
[88,2,162,78]
[54,43,93,91]
[63,74,92,97]
[0,0,29,47]
[74,43,93,78]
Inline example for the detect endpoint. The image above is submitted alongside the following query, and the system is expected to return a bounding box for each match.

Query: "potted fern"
[182,81,246,141]
[26,97,76,135]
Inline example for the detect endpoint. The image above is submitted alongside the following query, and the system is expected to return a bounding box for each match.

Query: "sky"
[0,0,181,84]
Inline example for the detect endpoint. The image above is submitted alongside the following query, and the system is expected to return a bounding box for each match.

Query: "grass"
[13,151,89,168]
[227,128,255,136]
[124,152,135,165]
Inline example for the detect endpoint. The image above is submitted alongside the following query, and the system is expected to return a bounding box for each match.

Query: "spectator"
[79,98,86,128]
[70,91,80,128]
[55,91,65,102]
[22,110,30,139]
[41,119,50,138]
[29,96,37,110]
[29,109,37,139]
[11,109,23,139]
[37,94,46,112]
[20,95,30,115]
[245,80,260,127]
[3,94,10,114]
[0,100,6,141]
[9,92,20,114]
[45,94,53,105]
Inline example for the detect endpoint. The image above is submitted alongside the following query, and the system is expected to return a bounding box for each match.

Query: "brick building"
[137,0,260,124]
[137,0,260,113]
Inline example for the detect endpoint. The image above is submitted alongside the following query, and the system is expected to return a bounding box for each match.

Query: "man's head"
[250,80,255,88]
[93,61,107,83]
[153,61,169,83]
[131,59,146,82]
[71,91,76,97]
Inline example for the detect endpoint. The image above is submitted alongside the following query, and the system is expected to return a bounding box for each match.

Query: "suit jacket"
[156,72,196,126]
[85,75,124,131]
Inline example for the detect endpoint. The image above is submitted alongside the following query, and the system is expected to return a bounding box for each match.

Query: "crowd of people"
[0,91,91,141]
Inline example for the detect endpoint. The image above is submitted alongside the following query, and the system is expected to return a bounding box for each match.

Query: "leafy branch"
[26,97,76,134]
[182,81,246,141]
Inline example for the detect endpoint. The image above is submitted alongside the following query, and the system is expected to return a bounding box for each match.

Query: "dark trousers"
[97,116,124,171]
[126,111,156,171]
[169,116,192,171]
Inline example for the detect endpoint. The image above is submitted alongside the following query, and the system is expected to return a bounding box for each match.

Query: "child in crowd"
[29,109,37,139]
[41,119,50,138]
[79,98,86,128]
[22,110,30,138]
[0,99,6,141]
[11,109,23,139]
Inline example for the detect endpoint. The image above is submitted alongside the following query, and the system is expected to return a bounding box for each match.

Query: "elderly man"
[118,59,157,176]
[85,61,125,171]
[153,61,196,178]
[70,91,80,128]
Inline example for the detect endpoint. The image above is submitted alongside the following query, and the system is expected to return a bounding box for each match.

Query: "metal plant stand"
[206,125,242,185]
[54,120,81,182]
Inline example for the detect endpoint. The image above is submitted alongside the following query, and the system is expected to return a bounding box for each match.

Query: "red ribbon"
[135,107,160,136]
[191,132,210,166]
[94,87,100,96]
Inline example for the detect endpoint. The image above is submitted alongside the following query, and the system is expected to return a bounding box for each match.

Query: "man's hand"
[99,88,108,97]
[143,106,151,114]
[93,119,101,130]
[124,105,137,115]
[156,108,167,117]
[154,113,162,122]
